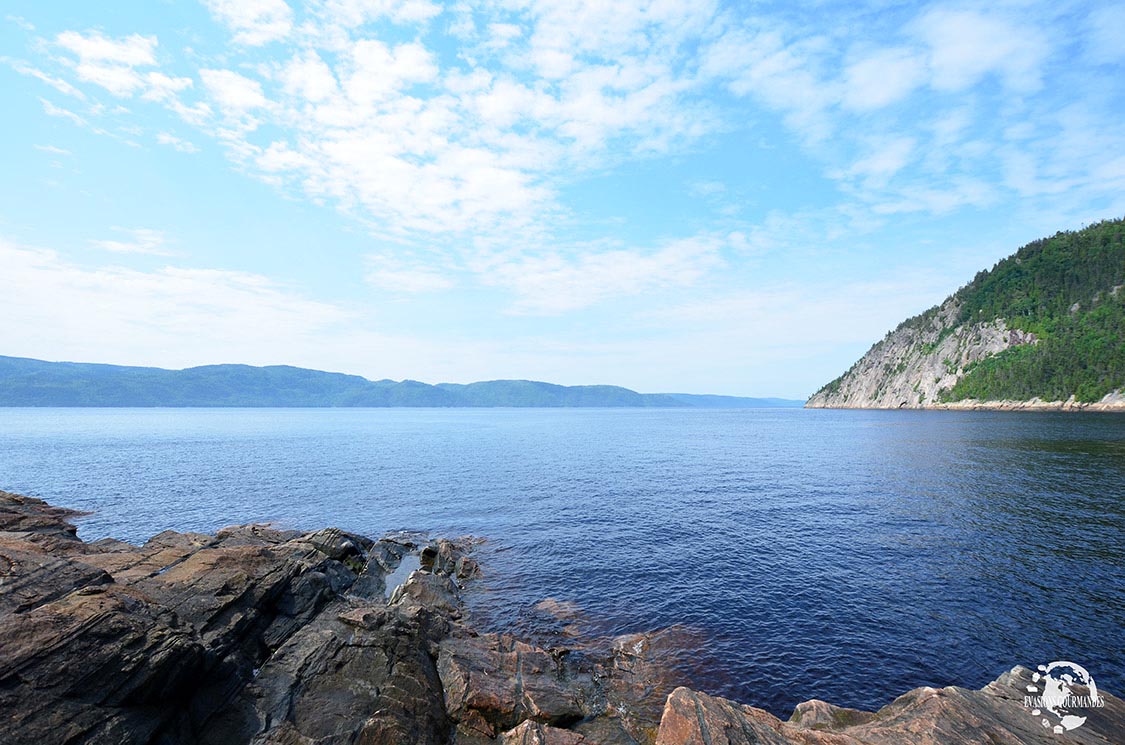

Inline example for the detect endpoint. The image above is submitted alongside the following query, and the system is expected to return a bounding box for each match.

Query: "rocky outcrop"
[806,297,1125,410]
[807,298,1032,409]
[655,668,1125,744]
[2,490,1122,744]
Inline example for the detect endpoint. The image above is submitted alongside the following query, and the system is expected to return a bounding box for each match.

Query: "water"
[1,407,1122,716]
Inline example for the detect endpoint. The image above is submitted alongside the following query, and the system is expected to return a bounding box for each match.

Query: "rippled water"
[1,407,1122,715]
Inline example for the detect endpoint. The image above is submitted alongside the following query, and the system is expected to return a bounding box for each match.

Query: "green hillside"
[941,218,1125,402]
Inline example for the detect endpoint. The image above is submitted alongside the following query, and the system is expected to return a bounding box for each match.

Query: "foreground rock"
[1,490,1122,744]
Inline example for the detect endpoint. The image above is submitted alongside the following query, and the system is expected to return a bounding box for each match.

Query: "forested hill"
[0,356,800,408]
[807,218,1125,409]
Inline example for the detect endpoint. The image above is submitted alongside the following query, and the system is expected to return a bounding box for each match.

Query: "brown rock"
[789,700,875,730]
[656,668,1125,745]
[438,633,588,732]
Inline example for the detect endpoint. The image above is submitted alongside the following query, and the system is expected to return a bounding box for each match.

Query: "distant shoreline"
[0,354,802,408]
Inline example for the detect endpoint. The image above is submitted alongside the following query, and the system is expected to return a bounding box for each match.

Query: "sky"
[1,1,1123,398]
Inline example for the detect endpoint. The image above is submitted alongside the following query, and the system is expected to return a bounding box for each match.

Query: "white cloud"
[316,0,441,28]
[202,0,293,46]
[841,47,926,110]
[156,132,200,153]
[342,39,438,103]
[365,254,455,293]
[916,9,1047,93]
[142,72,193,102]
[34,144,71,155]
[7,15,34,31]
[871,178,996,215]
[54,30,158,97]
[280,50,338,101]
[40,97,87,127]
[848,136,916,183]
[89,228,176,256]
[688,180,726,197]
[0,238,353,368]
[200,68,268,111]
[20,0,1123,327]
[6,58,88,99]
[487,235,725,315]
[55,30,157,66]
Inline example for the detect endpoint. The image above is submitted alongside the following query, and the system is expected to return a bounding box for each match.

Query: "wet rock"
[438,633,590,734]
[350,538,413,598]
[391,569,461,615]
[422,537,483,580]
[600,626,712,744]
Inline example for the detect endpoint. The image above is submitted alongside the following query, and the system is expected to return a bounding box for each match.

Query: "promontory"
[807,218,1125,411]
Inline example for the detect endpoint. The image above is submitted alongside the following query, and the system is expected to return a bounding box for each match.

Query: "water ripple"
[0,407,1121,716]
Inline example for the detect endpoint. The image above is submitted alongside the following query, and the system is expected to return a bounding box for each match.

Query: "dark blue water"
[1,407,1122,715]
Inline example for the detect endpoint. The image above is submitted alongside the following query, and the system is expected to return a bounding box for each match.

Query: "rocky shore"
[1,490,1122,744]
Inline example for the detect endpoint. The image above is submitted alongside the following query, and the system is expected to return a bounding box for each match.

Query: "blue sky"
[1,0,1123,398]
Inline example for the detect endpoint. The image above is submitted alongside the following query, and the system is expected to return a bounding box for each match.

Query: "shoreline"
[1,490,1121,744]
[806,398,1125,412]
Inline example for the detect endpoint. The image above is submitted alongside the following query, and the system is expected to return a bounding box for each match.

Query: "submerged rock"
[1,489,1121,745]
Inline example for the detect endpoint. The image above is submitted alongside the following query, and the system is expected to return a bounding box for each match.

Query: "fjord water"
[1,408,1122,715]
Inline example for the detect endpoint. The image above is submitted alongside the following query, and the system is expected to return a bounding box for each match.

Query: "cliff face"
[807,298,1042,409]
[808,219,1125,410]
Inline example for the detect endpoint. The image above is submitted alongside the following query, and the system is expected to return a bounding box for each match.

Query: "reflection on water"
[0,407,1121,715]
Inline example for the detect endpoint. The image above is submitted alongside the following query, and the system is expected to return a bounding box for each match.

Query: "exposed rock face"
[806,298,1039,409]
[2,490,1123,744]
[806,297,1125,411]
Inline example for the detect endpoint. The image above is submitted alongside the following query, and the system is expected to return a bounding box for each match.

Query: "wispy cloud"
[201,0,294,47]
[12,1,1125,322]
[365,254,455,293]
[34,144,71,156]
[486,234,726,315]
[155,132,199,153]
[89,228,176,256]
[1,237,356,369]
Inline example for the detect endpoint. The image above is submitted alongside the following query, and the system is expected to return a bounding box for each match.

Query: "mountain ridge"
[0,355,801,408]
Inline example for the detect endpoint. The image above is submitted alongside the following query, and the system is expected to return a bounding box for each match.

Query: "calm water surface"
[1,407,1122,715]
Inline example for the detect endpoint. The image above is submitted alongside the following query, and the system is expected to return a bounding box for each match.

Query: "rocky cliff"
[808,220,1125,410]
[1,490,1122,744]
[806,297,1043,409]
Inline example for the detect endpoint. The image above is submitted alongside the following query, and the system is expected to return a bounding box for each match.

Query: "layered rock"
[806,297,1048,409]
[2,490,1122,744]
